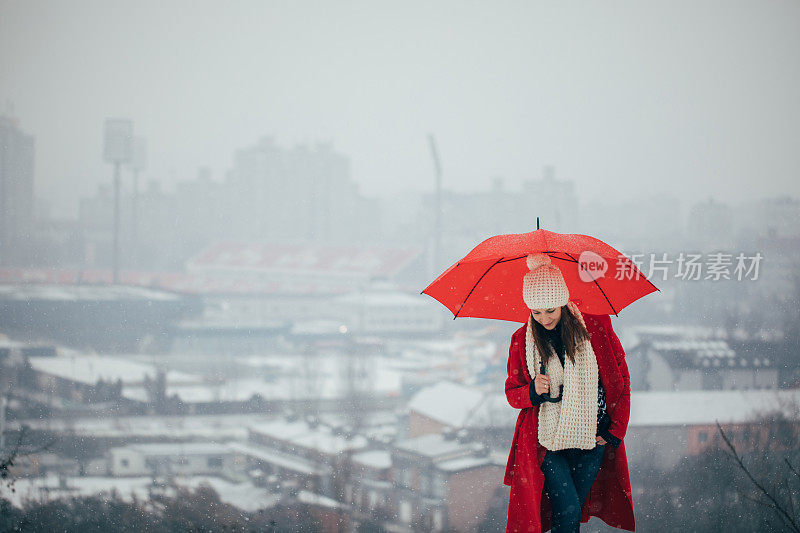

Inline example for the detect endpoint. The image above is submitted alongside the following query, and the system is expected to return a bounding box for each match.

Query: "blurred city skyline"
[2,0,799,219]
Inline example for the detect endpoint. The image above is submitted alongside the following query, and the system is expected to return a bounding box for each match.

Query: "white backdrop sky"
[1,0,798,218]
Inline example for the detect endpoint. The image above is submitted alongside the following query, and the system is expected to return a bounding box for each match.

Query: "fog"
[2,1,799,219]
[1,1,800,532]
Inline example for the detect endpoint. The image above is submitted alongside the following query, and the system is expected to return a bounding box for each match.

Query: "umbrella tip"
[537,217,540,230]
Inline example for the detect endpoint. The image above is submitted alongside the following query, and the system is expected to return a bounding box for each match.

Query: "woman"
[503,253,635,532]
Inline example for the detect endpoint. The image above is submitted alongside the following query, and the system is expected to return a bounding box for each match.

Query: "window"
[698,431,708,443]
[399,501,412,523]
[432,473,446,498]
[417,472,429,495]
[207,456,223,468]
[395,465,411,488]
[120,459,129,467]
[433,510,444,531]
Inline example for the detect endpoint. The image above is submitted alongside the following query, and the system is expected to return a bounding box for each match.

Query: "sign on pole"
[103,118,133,163]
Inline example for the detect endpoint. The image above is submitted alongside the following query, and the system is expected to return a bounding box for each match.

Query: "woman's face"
[531,306,562,330]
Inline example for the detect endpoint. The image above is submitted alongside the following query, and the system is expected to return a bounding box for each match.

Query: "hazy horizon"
[2,0,799,219]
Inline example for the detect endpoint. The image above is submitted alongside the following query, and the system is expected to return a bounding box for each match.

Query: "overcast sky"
[1,0,799,218]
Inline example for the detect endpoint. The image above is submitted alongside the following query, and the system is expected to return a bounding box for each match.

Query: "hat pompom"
[522,253,569,310]
[526,253,552,271]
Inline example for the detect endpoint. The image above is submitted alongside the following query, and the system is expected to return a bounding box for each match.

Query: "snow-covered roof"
[0,283,181,302]
[4,474,280,513]
[4,474,154,508]
[123,356,403,404]
[352,450,392,470]
[113,442,232,457]
[289,319,349,336]
[127,379,277,404]
[177,317,289,331]
[319,410,400,429]
[629,324,718,339]
[248,419,316,440]
[7,413,260,440]
[462,393,519,428]
[180,476,282,512]
[29,355,202,386]
[629,389,800,427]
[650,339,735,358]
[228,442,327,475]
[293,432,369,455]
[297,490,342,509]
[436,454,499,472]
[394,433,482,460]
[408,381,485,427]
[248,419,369,455]
[0,337,33,348]
[408,381,518,429]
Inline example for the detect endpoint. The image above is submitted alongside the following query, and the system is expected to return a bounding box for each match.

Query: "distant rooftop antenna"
[428,134,443,276]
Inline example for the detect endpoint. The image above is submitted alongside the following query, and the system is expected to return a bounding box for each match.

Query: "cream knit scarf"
[525,302,599,451]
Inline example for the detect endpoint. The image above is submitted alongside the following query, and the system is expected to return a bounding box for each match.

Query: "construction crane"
[428,134,443,278]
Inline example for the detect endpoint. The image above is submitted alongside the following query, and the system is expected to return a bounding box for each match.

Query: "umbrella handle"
[538,357,563,403]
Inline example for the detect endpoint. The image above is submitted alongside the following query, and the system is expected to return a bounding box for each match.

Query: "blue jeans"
[541,444,606,533]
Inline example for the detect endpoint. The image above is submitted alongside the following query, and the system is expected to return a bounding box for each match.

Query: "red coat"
[503,313,635,532]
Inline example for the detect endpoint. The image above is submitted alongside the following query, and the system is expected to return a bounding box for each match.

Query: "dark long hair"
[530,305,590,366]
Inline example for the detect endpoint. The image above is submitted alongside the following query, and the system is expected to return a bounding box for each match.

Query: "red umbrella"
[422,228,658,322]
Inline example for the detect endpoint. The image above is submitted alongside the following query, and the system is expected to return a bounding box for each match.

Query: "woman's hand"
[596,436,607,445]
[533,374,550,395]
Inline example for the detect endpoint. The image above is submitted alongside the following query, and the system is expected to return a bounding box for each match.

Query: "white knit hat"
[522,253,569,309]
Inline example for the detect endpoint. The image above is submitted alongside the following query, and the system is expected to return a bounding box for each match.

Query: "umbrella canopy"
[422,229,658,322]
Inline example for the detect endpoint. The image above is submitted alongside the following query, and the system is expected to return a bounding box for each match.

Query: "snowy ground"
[3,473,281,513]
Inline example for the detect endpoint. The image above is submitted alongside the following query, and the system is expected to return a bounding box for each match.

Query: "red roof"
[0,244,422,296]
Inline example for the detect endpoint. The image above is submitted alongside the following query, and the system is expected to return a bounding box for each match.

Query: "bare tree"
[716,416,800,533]
[1,426,56,495]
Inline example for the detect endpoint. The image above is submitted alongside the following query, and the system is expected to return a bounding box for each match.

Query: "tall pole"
[129,137,146,269]
[103,118,133,285]
[428,134,442,276]
[113,161,121,284]
[131,168,138,268]
[0,394,7,451]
